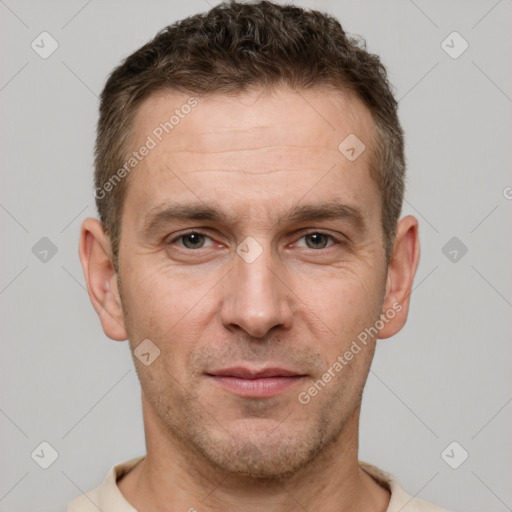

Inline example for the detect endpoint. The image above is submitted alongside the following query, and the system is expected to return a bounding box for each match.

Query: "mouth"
[206,366,307,398]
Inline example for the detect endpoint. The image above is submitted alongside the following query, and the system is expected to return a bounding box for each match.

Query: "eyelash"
[167,230,342,250]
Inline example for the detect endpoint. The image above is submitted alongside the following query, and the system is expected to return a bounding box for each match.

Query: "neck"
[118,397,390,512]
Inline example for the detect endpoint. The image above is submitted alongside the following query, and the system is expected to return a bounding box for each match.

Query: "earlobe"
[78,217,127,341]
[378,215,420,340]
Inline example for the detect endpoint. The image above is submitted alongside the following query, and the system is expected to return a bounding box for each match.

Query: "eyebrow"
[141,199,366,237]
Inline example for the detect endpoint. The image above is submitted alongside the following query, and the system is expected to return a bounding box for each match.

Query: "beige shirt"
[68,456,451,511]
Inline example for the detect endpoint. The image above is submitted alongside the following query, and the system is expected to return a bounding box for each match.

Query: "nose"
[220,240,293,338]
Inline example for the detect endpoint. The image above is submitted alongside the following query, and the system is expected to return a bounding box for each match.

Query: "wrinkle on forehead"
[167,144,333,155]
[123,87,378,222]
[144,145,352,178]
[130,87,374,156]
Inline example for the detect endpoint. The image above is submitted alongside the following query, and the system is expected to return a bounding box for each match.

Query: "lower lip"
[208,375,305,398]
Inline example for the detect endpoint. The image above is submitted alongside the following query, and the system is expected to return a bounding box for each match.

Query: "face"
[88,87,412,481]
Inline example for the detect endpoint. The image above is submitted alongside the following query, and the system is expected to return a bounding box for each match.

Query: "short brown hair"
[95,0,405,271]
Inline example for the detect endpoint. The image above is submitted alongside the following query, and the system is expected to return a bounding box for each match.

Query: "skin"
[79,87,420,512]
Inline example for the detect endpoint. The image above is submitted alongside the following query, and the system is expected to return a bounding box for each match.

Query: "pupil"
[185,233,203,248]
[308,233,327,249]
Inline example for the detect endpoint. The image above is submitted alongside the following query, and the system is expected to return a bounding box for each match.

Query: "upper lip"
[207,367,304,379]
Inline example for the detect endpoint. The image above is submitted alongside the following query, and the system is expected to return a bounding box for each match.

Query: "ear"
[78,217,127,341]
[378,215,420,339]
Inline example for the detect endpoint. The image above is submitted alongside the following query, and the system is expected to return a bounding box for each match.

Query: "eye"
[167,230,341,252]
[169,231,215,249]
[296,232,337,250]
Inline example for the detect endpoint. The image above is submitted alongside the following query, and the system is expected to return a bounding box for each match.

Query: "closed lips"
[207,367,305,379]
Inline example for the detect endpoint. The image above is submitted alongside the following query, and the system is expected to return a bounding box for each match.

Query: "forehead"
[122,87,379,230]
[131,87,374,156]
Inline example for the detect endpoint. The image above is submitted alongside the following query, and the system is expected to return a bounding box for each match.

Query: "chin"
[189,417,335,483]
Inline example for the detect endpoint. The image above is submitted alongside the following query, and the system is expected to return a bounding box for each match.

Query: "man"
[69,1,449,510]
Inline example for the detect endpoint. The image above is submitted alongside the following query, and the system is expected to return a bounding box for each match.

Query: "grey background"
[1,0,511,511]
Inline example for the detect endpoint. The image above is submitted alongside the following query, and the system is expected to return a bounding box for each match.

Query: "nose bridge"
[220,237,292,338]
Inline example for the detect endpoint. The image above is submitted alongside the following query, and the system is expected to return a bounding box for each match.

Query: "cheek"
[297,275,381,404]
[123,264,199,328]
[301,268,383,345]
[121,267,218,369]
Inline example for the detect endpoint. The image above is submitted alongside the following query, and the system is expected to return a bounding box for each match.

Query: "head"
[80,0,419,482]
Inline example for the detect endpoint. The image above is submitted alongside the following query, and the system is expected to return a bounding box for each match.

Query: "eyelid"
[292,230,341,248]
[167,229,344,250]
[167,230,216,247]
